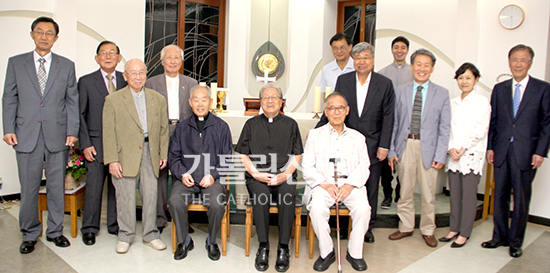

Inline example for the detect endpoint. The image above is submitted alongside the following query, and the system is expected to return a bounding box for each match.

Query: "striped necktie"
[106,74,116,93]
[410,85,423,135]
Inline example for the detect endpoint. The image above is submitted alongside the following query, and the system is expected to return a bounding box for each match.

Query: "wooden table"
[38,182,86,238]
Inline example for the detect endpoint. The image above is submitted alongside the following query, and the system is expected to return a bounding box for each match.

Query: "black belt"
[144,136,149,142]
[169,119,179,126]
[408,134,420,140]
[333,175,348,179]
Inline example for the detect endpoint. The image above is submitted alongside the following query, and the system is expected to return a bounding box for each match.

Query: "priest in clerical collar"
[235,84,303,272]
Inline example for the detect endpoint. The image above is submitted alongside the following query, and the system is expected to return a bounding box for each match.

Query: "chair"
[38,182,86,238]
[306,203,352,259]
[171,183,231,256]
[482,163,495,220]
[244,196,303,258]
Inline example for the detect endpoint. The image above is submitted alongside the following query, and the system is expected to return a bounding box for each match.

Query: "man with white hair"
[145,44,198,233]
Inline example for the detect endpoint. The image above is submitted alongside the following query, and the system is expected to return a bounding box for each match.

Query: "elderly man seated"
[168,85,232,261]
[302,92,371,272]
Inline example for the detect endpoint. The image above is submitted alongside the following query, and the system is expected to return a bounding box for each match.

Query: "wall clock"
[499,4,524,30]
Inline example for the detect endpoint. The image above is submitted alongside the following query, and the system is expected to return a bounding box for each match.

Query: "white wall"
[0,0,144,196]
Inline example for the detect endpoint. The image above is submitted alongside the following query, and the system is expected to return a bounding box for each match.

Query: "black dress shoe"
[206,242,220,261]
[438,234,458,242]
[108,229,118,235]
[380,197,392,209]
[451,240,467,248]
[189,225,195,234]
[275,247,290,272]
[20,241,37,254]
[346,251,367,271]
[255,246,269,271]
[46,235,70,247]
[157,226,165,234]
[364,230,375,243]
[481,240,509,248]
[174,239,194,260]
[509,247,523,258]
[313,249,335,271]
[82,232,96,245]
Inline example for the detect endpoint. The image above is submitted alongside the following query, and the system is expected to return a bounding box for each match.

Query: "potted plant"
[66,145,87,190]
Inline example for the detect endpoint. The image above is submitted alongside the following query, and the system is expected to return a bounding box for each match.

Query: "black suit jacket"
[488,76,550,170]
[78,69,127,162]
[317,71,395,164]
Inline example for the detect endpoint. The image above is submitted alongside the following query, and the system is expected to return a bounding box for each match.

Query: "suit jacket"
[78,69,127,162]
[2,51,79,153]
[488,76,550,170]
[144,73,198,122]
[317,71,394,165]
[102,86,169,178]
[388,81,451,169]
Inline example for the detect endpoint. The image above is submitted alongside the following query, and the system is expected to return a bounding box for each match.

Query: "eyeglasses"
[33,30,56,38]
[98,51,118,57]
[332,45,349,52]
[127,71,146,77]
[326,106,347,113]
[510,58,531,64]
[261,96,281,101]
[355,56,373,61]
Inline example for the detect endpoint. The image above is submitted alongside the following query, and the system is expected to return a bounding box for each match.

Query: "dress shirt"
[512,75,530,102]
[328,125,349,178]
[100,69,117,92]
[131,88,148,137]
[33,50,52,76]
[165,75,180,120]
[320,57,355,90]
[412,81,430,112]
[378,62,414,88]
[445,91,491,175]
[356,72,372,115]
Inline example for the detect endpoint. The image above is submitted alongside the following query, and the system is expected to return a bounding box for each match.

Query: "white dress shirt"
[512,75,530,102]
[445,91,491,175]
[355,72,371,115]
[33,50,52,75]
[320,57,355,90]
[165,75,180,120]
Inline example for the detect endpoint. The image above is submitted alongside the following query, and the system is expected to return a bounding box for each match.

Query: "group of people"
[3,16,550,273]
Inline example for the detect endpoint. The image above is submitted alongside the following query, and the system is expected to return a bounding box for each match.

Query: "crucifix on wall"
[256,69,277,85]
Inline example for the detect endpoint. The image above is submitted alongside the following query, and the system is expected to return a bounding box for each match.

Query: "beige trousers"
[396,139,438,235]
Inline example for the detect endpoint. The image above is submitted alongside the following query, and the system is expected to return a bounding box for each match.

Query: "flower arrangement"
[67,145,87,180]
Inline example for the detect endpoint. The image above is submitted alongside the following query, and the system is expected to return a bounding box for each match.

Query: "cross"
[256,70,276,85]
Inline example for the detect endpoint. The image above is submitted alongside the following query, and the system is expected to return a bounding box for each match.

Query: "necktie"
[513,83,521,117]
[106,75,116,93]
[410,85,423,135]
[37,58,47,94]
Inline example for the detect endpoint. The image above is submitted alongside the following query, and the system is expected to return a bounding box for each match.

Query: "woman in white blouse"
[438,63,491,247]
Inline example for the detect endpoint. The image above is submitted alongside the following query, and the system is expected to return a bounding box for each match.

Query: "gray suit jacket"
[2,51,79,153]
[389,81,451,169]
[78,69,127,162]
[145,73,198,122]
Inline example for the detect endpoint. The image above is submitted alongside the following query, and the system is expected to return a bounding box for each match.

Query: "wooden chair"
[306,203,352,259]
[171,184,231,256]
[482,164,496,220]
[244,196,303,258]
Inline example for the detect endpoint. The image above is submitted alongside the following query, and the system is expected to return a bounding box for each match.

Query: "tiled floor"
[1,198,549,273]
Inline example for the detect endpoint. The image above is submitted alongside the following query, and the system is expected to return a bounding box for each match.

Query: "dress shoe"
[46,235,71,247]
[451,241,467,248]
[145,239,166,250]
[313,249,335,271]
[174,239,194,260]
[206,242,221,261]
[189,225,195,234]
[82,232,96,245]
[108,229,118,235]
[438,233,458,242]
[275,246,290,272]
[422,235,438,247]
[509,246,522,258]
[364,230,375,243]
[20,240,37,254]
[255,246,269,271]
[380,196,392,209]
[116,241,130,254]
[481,240,509,248]
[388,230,413,240]
[157,226,165,234]
[345,251,367,271]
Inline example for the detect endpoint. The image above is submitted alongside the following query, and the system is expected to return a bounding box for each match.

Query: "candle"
[313,86,321,113]
[210,82,217,109]
[199,82,207,86]
[325,86,333,99]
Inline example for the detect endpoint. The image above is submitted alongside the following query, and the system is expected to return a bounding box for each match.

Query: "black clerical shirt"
[235,113,303,180]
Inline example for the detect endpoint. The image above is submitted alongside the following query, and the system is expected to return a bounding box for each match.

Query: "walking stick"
[329,158,342,273]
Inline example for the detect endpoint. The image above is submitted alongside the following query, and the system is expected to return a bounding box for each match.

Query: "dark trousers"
[81,160,118,234]
[366,162,383,231]
[493,145,535,247]
[246,179,295,246]
[381,158,400,198]
[169,181,225,245]
[157,166,169,228]
[448,171,480,238]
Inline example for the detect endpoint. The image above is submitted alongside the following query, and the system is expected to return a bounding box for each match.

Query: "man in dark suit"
[482,44,550,258]
[145,44,198,233]
[317,42,395,243]
[78,41,127,245]
[2,17,79,253]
